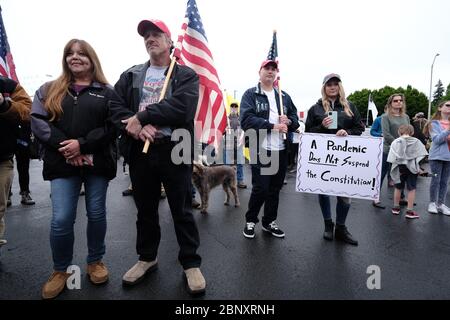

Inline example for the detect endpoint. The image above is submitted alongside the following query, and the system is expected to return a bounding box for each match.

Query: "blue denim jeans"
[50,175,109,271]
[429,160,450,205]
[318,194,351,225]
[223,146,245,182]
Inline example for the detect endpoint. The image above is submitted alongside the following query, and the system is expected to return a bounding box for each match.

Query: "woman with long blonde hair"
[423,100,450,215]
[305,73,364,246]
[31,39,131,299]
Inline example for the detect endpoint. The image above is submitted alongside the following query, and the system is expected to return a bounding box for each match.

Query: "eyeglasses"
[392,99,403,103]
[444,104,450,107]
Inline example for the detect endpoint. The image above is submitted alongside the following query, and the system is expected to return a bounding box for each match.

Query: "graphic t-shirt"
[139,65,171,138]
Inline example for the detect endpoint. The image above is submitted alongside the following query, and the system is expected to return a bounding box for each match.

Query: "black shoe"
[7,190,12,207]
[160,186,167,199]
[237,182,247,189]
[335,225,358,246]
[192,199,201,209]
[122,188,133,196]
[372,201,386,209]
[20,191,35,205]
[323,220,334,241]
[262,221,285,238]
[243,222,256,239]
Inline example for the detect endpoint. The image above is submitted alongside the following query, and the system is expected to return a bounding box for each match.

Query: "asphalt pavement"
[1,159,450,300]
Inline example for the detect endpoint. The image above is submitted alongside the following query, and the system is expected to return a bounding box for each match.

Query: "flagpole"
[273,29,286,140]
[142,18,189,154]
[366,93,371,126]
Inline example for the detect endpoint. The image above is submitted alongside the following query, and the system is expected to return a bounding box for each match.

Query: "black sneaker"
[20,191,35,205]
[243,222,256,239]
[262,221,285,238]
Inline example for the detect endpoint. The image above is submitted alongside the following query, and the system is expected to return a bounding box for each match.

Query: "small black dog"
[192,163,240,214]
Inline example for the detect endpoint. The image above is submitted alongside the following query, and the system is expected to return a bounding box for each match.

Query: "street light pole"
[428,53,440,119]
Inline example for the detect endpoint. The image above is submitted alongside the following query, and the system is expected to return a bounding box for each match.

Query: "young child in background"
[388,124,428,219]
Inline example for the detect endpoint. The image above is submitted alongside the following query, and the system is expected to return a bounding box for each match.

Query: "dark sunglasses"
[444,104,450,107]
[392,99,403,103]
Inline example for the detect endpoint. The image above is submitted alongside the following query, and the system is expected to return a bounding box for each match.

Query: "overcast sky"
[2,0,450,111]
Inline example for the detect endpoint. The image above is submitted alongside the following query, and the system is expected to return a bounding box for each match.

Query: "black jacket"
[0,77,31,161]
[31,82,130,180]
[305,98,365,136]
[240,83,299,153]
[112,61,199,162]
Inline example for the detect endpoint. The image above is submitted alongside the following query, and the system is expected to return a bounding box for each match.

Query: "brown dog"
[192,163,240,214]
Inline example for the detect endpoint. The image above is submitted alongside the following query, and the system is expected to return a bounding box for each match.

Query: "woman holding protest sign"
[305,73,364,246]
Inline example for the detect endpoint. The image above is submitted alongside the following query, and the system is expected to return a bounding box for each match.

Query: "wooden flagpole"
[142,18,189,153]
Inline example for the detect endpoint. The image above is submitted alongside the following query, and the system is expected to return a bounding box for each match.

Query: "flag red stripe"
[183,33,213,59]
[179,47,219,80]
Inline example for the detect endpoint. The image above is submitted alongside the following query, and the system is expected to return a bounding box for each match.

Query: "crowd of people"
[1,17,449,300]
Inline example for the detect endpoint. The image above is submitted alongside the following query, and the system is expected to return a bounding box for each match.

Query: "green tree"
[348,85,428,124]
[442,83,450,101]
[432,79,444,105]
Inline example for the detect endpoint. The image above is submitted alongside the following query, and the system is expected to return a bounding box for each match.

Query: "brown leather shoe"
[87,261,109,284]
[42,271,70,299]
[184,267,206,295]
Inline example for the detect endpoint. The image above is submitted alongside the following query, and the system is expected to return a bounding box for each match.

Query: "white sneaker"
[0,239,7,246]
[438,204,450,216]
[428,202,438,214]
[122,259,158,285]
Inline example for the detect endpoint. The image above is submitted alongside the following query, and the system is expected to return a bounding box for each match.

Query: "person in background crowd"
[9,121,36,206]
[305,73,364,246]
[378,94,410,209]
[423,101,450,215]
[224,102,247,189]
[0,75,32,247]
[388,124,427,219]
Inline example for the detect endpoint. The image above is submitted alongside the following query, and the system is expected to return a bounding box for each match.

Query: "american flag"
[267,30,279,87]
[267,31,278,62]
[0,6,18,81]
[175,0,226,145]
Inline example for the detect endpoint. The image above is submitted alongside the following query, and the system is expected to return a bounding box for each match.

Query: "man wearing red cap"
[114,19,206,295]
[240,60,299,239]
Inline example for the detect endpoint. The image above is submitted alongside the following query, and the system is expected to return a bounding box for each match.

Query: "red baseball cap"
[260,60,278,71]
[137,19,171,39]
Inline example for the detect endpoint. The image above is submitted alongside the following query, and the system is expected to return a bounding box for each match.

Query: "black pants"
[15,145,30,193]
[245,150,287,226]
[129,142,201,269]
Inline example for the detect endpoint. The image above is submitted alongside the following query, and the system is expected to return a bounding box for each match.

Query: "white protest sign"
[296,133,383,200]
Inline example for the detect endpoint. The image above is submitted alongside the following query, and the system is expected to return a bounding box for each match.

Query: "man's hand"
[138,124,158,143]
[122,115,142,140]
[273,123,288,134]
[59,139,81,159]
[279,115,291,126]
